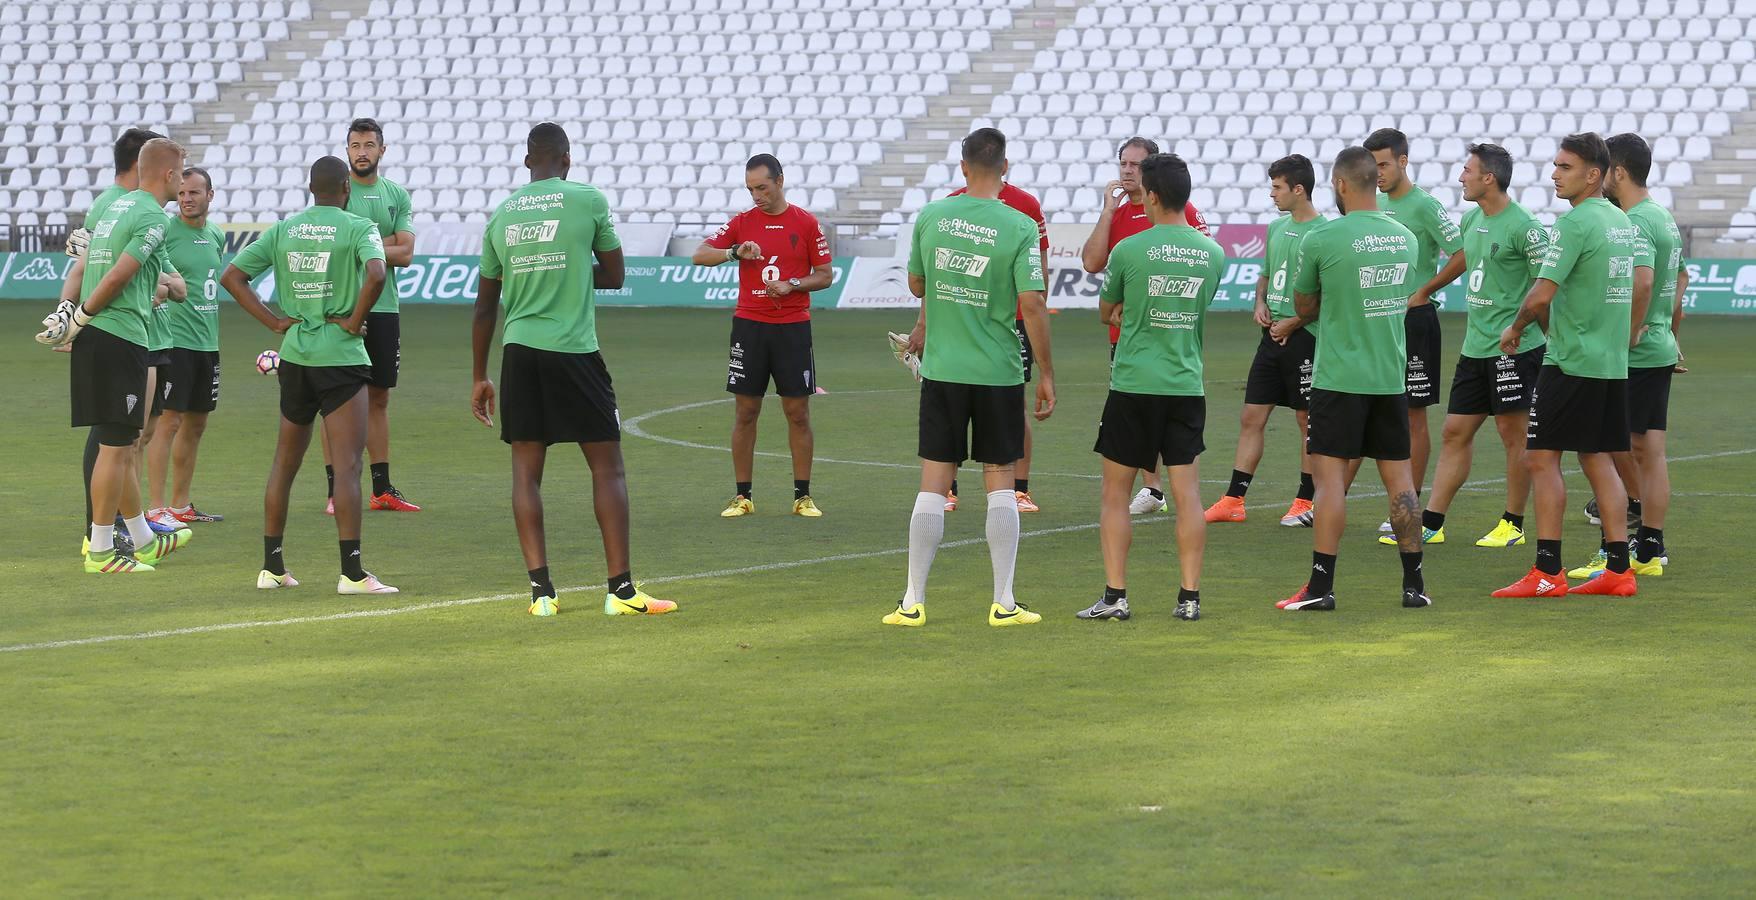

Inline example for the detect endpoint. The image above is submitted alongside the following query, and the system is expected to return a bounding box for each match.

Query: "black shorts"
[1307,388,1411,460]
[1016,319,1033,382]
[164,348,220,413]
[69,326,150,430]
[1447,347,1544,416]
[1405,304,1442,408]
[1627,365,1673,434]
[278,360,371,426]
[1244,326,1316,410]
[918,378,1025,465]
[727,317,815,397]
[1094,390,1206,469]
[150,357,173,416]
[364,311,400,389]
[1526,366,1630,453]
[499,343,621,445]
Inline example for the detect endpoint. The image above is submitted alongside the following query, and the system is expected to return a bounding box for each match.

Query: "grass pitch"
[2,303,1753,896]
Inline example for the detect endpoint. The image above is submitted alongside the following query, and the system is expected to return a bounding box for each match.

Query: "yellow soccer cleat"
[1475,518,1527,547]
[529,594,560,617]
[720,496,754,518]
[1567,549,1608,580]
[256,570,300,590]
[989,602,1042,627]
[1630,555,1665,577]
[792,495,823,517]
[882,601,925,627]
[605,586,677,616]
[84,550,154,574]
[1379,527,1445,546]
[132,527,194,566]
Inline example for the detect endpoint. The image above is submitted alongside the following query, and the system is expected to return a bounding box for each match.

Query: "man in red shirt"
[942,180,1051,513]
[693,154,835,519]
[1080,136,1210,515]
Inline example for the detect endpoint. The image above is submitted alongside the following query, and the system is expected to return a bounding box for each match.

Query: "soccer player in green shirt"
[1275,146,1432,612]
[1079,153,1223,622]
[1364,128,1466,522]
[1492,133,1643,599]
[1204,154,1325,528]
[884,127,1054,628]
[470,123,677,619]
[38,138,192,574]
[1394,144,1549,551]
[222,156,398,595]
[317,118,421,514]
[148,166,227,526]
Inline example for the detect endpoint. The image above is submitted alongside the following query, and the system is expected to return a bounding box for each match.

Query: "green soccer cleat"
[84,549,154,574]
[132,528,193,566]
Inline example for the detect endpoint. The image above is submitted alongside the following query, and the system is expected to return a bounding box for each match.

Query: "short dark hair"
[1559,132,1611,179]
[1363,127,1409,160]
[182,166,213,191]
[1140,153,1191,211]
[1268,154,1315,197]
[1117,136,1159,160]
[526,121,569,160]
[961,127,1006,173]
[310,155,350,194]
[746,153,783,181]
[1467,143,1514,192]
[1334,146,1378,193]
[114,127,164,173]
[1606,133,1652,188]
[347,117,385,144]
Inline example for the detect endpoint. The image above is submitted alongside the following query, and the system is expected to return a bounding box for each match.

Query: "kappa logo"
[11,257,65,281]
[504,220,560,247]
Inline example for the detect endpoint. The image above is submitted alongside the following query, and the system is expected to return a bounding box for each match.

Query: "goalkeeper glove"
[65,227,90,258]
[36,300,92,347]
[886,331,922,383]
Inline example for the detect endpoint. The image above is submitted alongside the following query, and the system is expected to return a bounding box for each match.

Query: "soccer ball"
[256,350,280,375]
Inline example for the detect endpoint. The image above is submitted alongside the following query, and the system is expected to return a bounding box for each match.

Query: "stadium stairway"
[834,0,1078,223]
[1685,109,1756,255]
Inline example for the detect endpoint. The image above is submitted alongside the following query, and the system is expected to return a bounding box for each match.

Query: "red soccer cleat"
[371,488,422,512]
[1276,583,1309,609]
[1571,568,1637,597]
[1492,567,1569,598]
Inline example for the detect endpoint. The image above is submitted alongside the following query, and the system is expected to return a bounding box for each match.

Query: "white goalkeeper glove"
[886,331,922,383]
[36,300,92,347]
[65,227,90,258]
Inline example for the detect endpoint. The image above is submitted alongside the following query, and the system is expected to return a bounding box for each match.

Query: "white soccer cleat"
[338,571,400,595]
[257,570,300,590]
[1128,488,1167,515]
[1378,519,1394,533]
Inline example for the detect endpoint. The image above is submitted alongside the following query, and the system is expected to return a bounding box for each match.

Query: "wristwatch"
[788,277,802,289]
[725,246,738,262]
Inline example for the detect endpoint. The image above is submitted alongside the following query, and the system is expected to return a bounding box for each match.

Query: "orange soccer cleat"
[1570,568,1637,597]
[1204,495,1247,523]
[370,488,423,512]
[1492,567,1569,598]
[1276,582,1309,609]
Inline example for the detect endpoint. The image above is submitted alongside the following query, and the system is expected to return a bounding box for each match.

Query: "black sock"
[370,462,392,496]
[1600,537,1610,553]
[1628,497,1642,518]
[325,465,336,499]
[1309,551,1337,596]
[263,535,286,576]
[1147,487,1165,501]
[1504,511,1524,529]
[1422,509,1446,532]
[1177,587,1199,604]
[340,539,365,580]
[1102,585,1126,604]
[83,428,100,537]
[1400,550,1424,592]
[736,481,752,500]
[1536,539,1563,576]
[529,566,554,600]
[794,479,810,500]
[1014,478,1029,494]
[1225,469,1254,499]
[608,571,636,600]
[1635,526,1665,563]
[1606,541,1631,574]
[950,479,958,495]
[1296,472,1314,502]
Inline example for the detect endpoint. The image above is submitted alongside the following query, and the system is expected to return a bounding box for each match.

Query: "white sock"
[904,492,945,607]
[90,523,115,554]
[172,505,191,514]
[986,489,1020,610]
[124,514,154,547]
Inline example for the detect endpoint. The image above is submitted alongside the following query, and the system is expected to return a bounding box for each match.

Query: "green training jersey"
[230,206,386,367]
[1100,223,1225,396]
[1380,184,1463,303]
[345,176,414,313]
[1625,198,1682,369]
[81,189,170,348]
[83,183,127,230]
[1537,197,1638,380]
[1262,213,1326,332]
[479,178,622,355]
[1291,210,1419,395]
[161,217,225,352]
[909,194,1045,386]
[1458,201,1549,359]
